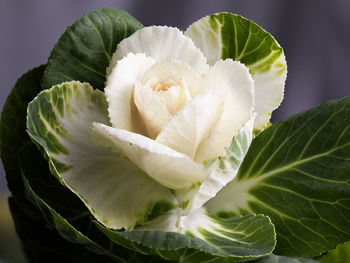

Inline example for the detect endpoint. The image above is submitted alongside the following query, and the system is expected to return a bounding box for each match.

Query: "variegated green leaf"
[206,96,350,258]
[8,197,120,263]
[18,142,165,263]
[97,209,276,263]
[185,13,287,131]
[26,81,177,230]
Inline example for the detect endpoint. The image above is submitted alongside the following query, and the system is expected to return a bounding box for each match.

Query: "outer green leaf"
[42,8,143,91]
[18,142,165,263]
[185,13,287,131]
[253,254,318,263]
[9,197,120,263]
[27,81,177,230]
[206,96,350,257]
[0,65,44,205]
[97,210,276,263]
[316,241,350,263]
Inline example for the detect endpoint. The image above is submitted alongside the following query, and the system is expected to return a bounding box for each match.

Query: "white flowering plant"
[1,8,349,263]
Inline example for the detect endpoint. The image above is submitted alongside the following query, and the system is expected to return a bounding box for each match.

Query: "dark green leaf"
[0,65,45,207]
[8,197,121,263]
[206,96,350,258]
[42,8,143,91]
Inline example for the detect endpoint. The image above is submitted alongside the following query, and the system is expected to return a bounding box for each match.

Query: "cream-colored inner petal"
[133,80,172,139]
[144,76,191,115]
[156,91,224,160]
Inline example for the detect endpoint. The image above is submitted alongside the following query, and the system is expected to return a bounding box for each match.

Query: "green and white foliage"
[27,82,177,230]
[206,97,350,258]
[17,142,166,263]
[2,7,350,263]
[185,13,287,131]
[97,208,276,263]
[25,80,276,261]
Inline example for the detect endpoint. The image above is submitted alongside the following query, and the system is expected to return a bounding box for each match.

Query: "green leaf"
[27,81,177,230]
[97,209,276,263]
[185,13,287,131]
[0,65,45,205]
[206,96,350,257]
[18,142,165,263]
[8,197,120,263]
[316,241,350,263]
[42,8,143,91]
[253,254,318,263]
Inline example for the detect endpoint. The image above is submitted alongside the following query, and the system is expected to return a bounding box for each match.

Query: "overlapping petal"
[156,91,224,160]
[89,123,206,189]
[107,26,209,77]
[195,59,254,162]
[105,53,155,134]
[133,80,171,139]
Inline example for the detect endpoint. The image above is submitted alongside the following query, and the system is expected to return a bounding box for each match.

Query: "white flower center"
[151,78,181,92]
[131,59,202,139]
[144,76,191,115]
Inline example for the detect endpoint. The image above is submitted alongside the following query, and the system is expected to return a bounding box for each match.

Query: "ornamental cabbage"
[26,21,285,232]
[3,8,349,263]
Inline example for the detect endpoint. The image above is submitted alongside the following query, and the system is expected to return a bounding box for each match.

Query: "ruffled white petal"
[133,80,171,139]
[107,26,209,77]
[156,92,224,160]
[90,123,205,189]
[105,53,155,134]
[195,59,254,162]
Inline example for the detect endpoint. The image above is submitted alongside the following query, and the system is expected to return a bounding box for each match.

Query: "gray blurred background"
[0,0,349,262]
